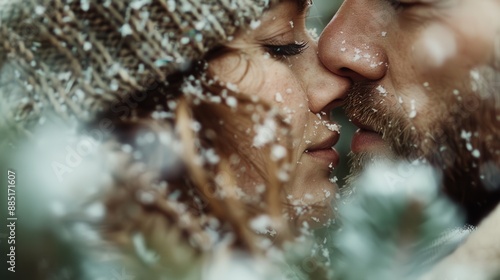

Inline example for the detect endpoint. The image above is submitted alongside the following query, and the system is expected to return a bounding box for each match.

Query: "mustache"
[344,82,404,131]
[343,81,416,159]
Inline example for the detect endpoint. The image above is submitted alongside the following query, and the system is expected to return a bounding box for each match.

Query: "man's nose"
[318,1,389,82]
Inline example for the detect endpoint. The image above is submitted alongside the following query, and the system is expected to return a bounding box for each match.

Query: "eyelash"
[264,41,309,58]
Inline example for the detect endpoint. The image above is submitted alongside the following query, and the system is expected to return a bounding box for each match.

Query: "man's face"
[318,0,500,221]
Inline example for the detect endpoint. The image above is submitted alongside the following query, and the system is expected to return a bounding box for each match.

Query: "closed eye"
[263,41,309,59]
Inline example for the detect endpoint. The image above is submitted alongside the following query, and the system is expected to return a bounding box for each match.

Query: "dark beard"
[344,67,500,225]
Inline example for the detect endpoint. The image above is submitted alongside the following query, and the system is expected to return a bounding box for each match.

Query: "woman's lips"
[305,147,340,167]
[305,132,340,167]
[351,128,385,153]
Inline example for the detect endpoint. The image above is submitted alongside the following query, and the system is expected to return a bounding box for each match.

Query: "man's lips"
[351,129,385,153]
[349,118,386,153]
[305,133,340,167]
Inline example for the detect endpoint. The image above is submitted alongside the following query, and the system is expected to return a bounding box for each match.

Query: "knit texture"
[0,0,272,130]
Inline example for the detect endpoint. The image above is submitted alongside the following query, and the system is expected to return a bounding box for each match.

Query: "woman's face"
[208,0,349,226]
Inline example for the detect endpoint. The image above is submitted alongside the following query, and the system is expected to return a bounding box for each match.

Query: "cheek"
[405,25,487,118]
[209,54,247,83]
[412,24,458,69]
[453,1,499,66]
[212,56,310,153]
[411,16,496,86]
[263,70,309,100]
[260,73,310,143]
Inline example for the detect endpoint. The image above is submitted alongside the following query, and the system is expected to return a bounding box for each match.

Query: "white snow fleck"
[381,31,387,37]
[353,48,362,61]
[226,82,239,92]
[470,70,480,81]
[132,233,159,265]
[376,85,387,95]
[167,100,177,110]
[209,95,222,103]
[130,0,151,10]
[58,71,71,81]
[249,215,273,235]
[110,79,119,91]
[307,27,318,39]
[324,122,340,133]
[465,143,473,151]
[35,5,45,15]
[53,28,63,36]
[250,20,261,30]
[204,148,220,164]
[194,20,206,31]
[120,24,133,37]
[166,0,175,11]
[274,92,284,103]
[81,0,90,11]
[472,150,481,158]
[461,130,472,141]
[191,121,201,132]
[256,184,266,194]
[83,42,92,51]
[277,170,289,182]
[253,118,277,148]
[271,145,287,161]
[226,96,237,108]
[289,20,294,28]
[324,190,331,198]
[409,99,417,119]
[85,202,105,220]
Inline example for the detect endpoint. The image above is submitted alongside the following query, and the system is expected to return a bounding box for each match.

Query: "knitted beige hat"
[0,0,274,130]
